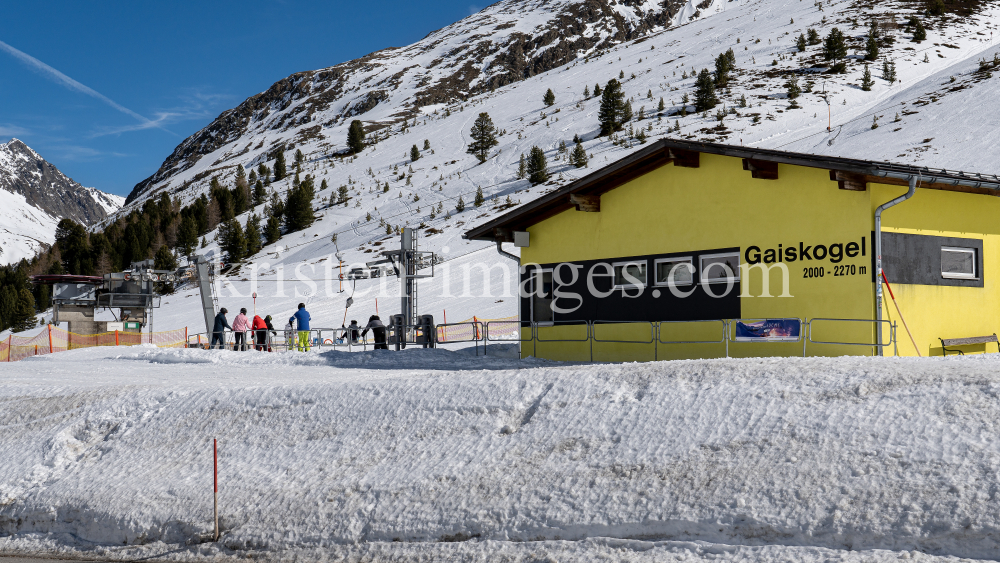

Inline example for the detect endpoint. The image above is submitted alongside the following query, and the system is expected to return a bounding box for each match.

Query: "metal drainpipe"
[496,241,521,357]
[874,175,918,355]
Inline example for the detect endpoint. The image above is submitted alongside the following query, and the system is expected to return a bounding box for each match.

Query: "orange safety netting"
[0,326,188,362]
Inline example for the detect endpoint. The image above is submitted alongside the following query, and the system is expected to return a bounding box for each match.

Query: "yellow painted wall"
[521,153,882,361]
[873,184,1000,357]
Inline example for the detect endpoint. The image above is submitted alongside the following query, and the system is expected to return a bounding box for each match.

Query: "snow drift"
[2,348,1000,561]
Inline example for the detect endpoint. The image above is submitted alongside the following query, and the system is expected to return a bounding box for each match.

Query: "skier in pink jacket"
[231,308,251,351]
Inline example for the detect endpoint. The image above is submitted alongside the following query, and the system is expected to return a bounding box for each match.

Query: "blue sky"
[0,1,484,197]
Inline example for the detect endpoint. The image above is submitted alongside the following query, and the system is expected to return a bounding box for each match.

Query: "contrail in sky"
[0,39,166,132]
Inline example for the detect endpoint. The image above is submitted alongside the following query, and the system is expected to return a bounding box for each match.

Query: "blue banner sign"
[734,319,800,341]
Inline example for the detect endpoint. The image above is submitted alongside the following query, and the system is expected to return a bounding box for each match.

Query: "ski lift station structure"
[464,139,1000,361]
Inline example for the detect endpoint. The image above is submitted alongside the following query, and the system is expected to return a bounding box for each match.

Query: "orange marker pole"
[213,438,219,541]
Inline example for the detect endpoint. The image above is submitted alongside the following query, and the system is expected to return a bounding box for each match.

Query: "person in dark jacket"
[347,320,361,343]
[361,315,388,350]
[211,308,231,349]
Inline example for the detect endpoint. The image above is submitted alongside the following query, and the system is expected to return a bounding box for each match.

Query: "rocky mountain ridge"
[125,0,705,204]
[0,138,123,264]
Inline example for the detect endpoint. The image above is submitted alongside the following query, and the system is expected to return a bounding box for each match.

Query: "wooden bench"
[939,334,1000,356]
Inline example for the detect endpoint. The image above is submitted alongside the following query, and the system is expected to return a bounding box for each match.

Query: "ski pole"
[882,272,920,356]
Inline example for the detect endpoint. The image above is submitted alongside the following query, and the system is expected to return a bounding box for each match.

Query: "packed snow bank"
[2,349,1000,562]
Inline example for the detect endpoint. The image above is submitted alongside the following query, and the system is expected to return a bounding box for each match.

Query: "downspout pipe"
[496,241,520,264]
[495,240,522,357]
[874,175,918,355]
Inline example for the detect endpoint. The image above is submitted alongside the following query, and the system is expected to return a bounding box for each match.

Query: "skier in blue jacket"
[290,303,311,351]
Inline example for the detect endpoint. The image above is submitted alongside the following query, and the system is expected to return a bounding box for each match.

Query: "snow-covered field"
[3,348,1000,562]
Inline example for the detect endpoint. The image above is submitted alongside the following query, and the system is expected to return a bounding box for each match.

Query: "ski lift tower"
[380,227,436,348]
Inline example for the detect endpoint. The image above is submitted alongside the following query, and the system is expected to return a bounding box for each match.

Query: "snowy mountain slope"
[92,0,1000,333]
[3,350,1000,562]
[0,139,123,265]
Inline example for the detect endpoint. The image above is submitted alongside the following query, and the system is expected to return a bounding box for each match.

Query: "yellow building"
[464,139,1000,361]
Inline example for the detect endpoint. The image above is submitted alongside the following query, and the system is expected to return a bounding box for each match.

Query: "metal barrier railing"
[591,320,655,362]
[656,319,730,360]
[806,318,897,357]
[533,320,591,360]
[435,321,484,355]
[177,316,900,361]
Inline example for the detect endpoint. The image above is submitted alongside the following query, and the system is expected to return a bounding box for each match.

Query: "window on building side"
[654,257,694,286]
[941,247,977,279]
[612,261,647,288]
[700,252,740,283]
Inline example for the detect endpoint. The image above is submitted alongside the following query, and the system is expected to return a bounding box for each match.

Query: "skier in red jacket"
[252,314,277,351]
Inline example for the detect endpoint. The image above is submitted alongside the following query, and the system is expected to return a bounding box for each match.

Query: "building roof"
[464,138,1000,242]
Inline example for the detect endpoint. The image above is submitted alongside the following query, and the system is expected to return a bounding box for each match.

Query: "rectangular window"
[530,269,554,324]
[654,257,694,286]
[700,252,740,283]
[941,247,977,279]
[612,261,647,288]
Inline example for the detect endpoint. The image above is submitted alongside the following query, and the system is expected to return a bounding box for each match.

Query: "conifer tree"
[593,83,601,96]
[796,33,807,52]
[694,69,719,112]
[714,51,734,87]
[807,28,820,45]
[55,219,92,275]
[294,149,304,171]
[423,139,431,150]
[338,185,349,204]
[584,85,590,97]
[274,151,287,181]
[543,88,556,107]
[881,58,897,82]
[12,288,36,332]
[252,180,266,207]
[598,79,627,136]
[527,146,549,185]
[177,215,198,256]
[658,97,665,112]
[786,75,802,99]
[456,196,465,212]
[248,169,258,185]
[569,140,588,168]
[467,112,499,163]
[347,120,366,154]
[474,186,484,207]
[865,35,879,61]
[517,153,527,179]
[912,19,926,42]
[823,28,848,71]
[244,214,262,256]
[410,144,420,161]
[257,163,271,184]
[861,64,874,91]
[264,213,281,244]
[219,219,247,263]
[235,164,248,192]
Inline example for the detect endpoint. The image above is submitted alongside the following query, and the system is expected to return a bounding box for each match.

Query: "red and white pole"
[213,438,219,541]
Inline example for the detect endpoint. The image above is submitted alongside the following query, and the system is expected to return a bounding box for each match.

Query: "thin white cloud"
[0,124,29,137]
[0,39,172,135]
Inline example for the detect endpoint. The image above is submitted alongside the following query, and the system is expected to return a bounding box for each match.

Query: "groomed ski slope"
[2,348,1000,562]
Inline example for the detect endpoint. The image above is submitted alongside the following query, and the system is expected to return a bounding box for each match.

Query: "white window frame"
[612,260,647,289]
[529,268,555,326]
[653,257,695,287]
[941,246,977,280]
[700,252,741,284]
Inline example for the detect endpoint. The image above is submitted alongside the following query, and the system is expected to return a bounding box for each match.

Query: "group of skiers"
[210,303,389,351]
